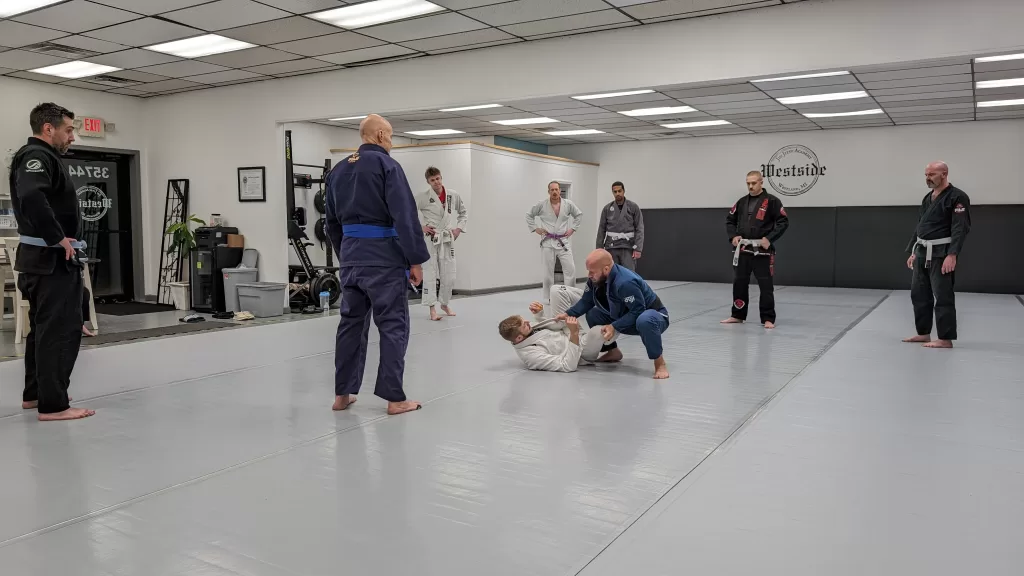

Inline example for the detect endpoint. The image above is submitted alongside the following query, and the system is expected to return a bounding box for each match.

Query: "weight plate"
[314,190,326,214]
[314,217,327,243]
[310,273,341,306]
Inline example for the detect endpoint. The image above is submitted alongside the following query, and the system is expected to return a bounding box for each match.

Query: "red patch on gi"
[780,207,787,217]
[756,198,769,221]
[734,299,745,309]
[729,204,736,215]
[770,254,775,277]
[954,203,965,213]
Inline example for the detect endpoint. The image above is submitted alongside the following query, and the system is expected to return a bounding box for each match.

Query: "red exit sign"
[80,117,105,137]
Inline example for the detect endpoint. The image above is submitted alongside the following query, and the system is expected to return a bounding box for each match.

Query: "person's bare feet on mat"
[332,395,357,411]
[388,400,421,415]
[38,407,94,421]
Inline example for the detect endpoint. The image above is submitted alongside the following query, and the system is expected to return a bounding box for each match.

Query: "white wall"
[552,120,1024,209]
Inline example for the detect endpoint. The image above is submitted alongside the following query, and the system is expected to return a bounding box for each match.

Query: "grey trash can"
[222,267,259,313]
[236,282,286,318]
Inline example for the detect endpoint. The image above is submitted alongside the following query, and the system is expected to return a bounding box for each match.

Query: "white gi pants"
[541,245,576,303]
[422,239,456,307]
[549,285,609,363]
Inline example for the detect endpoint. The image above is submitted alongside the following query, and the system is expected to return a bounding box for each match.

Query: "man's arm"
[569,200,583,231]
[633,202,645,253]
[906,195,927,253]
[596,203,607,249]
[726,201,739,239]
[564,284,595,318]
[518,341,581,373]
[526,201,542,231]
[385,164,431,265]
[324,167,343,256]
[766,197,789,243]
[455,194,468,232]
[13,151,66,246]
[949,192,971,255]
[610,281,647,334]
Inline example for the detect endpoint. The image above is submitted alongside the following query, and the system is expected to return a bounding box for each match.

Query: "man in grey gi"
[596,181,644,271]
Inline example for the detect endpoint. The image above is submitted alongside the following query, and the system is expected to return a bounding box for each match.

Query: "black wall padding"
[637,205,1024,294]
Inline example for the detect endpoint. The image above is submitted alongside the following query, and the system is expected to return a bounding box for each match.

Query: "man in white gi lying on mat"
[497,285,621,372]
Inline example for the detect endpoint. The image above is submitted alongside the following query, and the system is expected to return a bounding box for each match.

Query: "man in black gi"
[902,161,970,349]
[11,103,95,421]
[722,170,789,329]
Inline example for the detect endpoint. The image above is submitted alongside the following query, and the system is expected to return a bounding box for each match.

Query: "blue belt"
[342,224,397,238]
[20,236,87,250]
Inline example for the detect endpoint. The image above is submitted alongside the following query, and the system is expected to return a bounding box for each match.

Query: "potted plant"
[165,214,206,310]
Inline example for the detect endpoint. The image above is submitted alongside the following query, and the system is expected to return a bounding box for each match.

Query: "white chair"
[1,238,30,343]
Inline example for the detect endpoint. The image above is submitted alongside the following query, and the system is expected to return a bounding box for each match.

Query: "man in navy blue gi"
[556,249,670,379]
[325,114,431,415]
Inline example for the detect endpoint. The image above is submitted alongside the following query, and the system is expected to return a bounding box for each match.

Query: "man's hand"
[554,313,569,322]
[423,225,436,235]
[564,229,575,238]
[632,250,641,260]
[601,325,616,342]
[731,236,742,247]
[565,316,580,333]
[59,238,76,261]
[409,264,422,285]
[452,228,462,239]
[529,302,544,315]
[535,228,547,236]
[760,237,770,250]
[906,254,916,270]
[941,254,957,274]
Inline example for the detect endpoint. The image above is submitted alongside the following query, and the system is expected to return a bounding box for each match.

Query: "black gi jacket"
[905,184,971,259]
[725,191,789,253]
[9,137,80,275]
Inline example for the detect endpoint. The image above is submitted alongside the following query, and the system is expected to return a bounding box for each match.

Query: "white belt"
[429,229,455,245]
[732,239,767,266]
[915,236,951,267]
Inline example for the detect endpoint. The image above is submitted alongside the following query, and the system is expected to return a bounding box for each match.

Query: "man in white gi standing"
[526,181,583,303]
[416,166,467,321]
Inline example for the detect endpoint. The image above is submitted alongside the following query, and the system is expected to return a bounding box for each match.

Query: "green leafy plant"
[165,214,207,254]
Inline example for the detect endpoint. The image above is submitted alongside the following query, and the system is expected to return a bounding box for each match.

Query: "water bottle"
[319,291,330,316]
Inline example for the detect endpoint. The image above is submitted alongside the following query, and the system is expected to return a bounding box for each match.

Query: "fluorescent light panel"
[777,90,868,104]
[0,0,63,18]
[752,71,849,83]
[30,61,122,79]
[329,115,368,121]
[491,117,559,126]
[803,109,884,118]
[661,120,731,129]
[977,78,1024,89]
[309,0,444,29]
[619,106,695,117]
[544,129,605,136]
[145,34,254,58]
[406,129,464,136]
[439,104,503,112]
[572,89,655,100]
[974,53,1024,63]
[977,99,1024,108]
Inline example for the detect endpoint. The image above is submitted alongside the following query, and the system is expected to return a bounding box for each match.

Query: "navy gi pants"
[585,306,669,359]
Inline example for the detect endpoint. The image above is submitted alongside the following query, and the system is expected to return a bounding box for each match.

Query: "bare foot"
[902,335,931,343]
[596,348,623,362]
[332,395,357,411]
[441,305,456,317]
[387,400,422,415]
[82,325,96,337]
[721,317,743,324]
[923,339,953,348]
[429,307,442,321]
[764,321,775,329]
[653,356,670,380]
[38,407,95,421]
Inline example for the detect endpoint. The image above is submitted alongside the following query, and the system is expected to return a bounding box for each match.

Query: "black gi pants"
[911,256,956,340]
[731,252,775,323]
[608,247,635,271]
[19,262,83,414]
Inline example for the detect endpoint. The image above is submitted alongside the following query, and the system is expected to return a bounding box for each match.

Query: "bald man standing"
[325,114,430,415]
[903,161,971,349]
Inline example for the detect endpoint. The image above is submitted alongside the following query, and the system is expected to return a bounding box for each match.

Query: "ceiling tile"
[6,70,70,82]
[432,0,509,7]
[83,18,203,47]
[88,48,181,69]
[462,0,610,27]
[630,0,777,21]
[0,49,68,70]
[183,69,267,84]
[130,78,205,93]
[500,9,632,37]
[861,74,973,90]
[218,16,339,44]
[400,28,514,52]
[274,65,341,77]
[105,69,170,83]
[0,21,67,48]
[108,87,150,96]
[137,60,229,78]
[253,0,346,14]
[974,59,1024,74]
[46,35,128,55]
[855,64,972,82]
[359,13,488,43]
[428,38,521,54]
[163,0,292,31]
[271,32,384,56]
[198,46,301,67]
[243,57,334,75]
[13,1,140,34]
[315,44,416,65]
[86,0,212,15]
[525,21,639,40]
[0,68,17,75]
[60,79,113,91]
[974,69,1024,82]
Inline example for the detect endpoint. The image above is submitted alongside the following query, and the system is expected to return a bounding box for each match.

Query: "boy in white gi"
[416,166,467,321]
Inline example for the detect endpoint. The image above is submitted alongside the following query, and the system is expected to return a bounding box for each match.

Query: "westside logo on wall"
[77,185,113,222]
[761,144,826,196]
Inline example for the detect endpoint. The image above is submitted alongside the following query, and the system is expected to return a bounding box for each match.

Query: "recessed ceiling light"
[977,98,1024,108]
[976,78,1024,89]
[661,120,731,129]
[145,34,254,58]
[752,71,850,83]
[329,116,368,121]
[974,53,1024,63]
[803,109,884,118]
[572,90,655,100]
[309,0,444,30]
[439,104,503,112]
[30,61,122,79]
[0,0,63,18]
[491,117,559,126]
[777,91,868,105]
[406,129,464,136]
[544,129,605,136]
[619,106,696,117]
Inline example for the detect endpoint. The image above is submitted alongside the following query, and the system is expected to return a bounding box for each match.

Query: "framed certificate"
[238,167,266,202]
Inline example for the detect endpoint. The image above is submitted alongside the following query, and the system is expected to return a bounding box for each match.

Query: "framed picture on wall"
[238,167,266,202]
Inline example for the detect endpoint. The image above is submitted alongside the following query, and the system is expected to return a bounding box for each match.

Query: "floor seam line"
[1016,295,1024,309]
[567,290,892,576]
